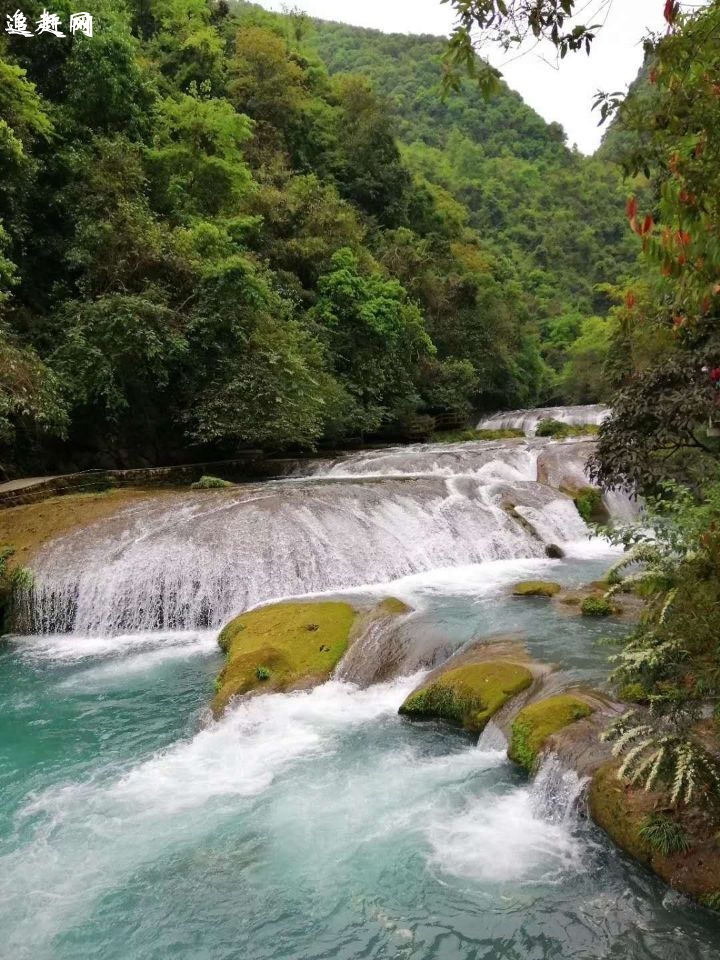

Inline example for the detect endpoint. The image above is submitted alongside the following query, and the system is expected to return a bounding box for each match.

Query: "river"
[2,416,719,959]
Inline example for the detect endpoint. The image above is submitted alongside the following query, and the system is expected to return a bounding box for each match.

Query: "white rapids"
[477,404,609,436]
[19,426,624,637]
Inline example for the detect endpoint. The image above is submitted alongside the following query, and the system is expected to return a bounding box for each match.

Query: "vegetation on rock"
[191,475,233,489]
[509,693,594,771]
[511,580,562,598]
[573,487,606,524]
[399,660,532,733]
[580,596,613,618]
[213,600,358,715]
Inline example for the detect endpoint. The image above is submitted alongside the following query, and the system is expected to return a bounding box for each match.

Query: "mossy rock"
[374,596,412,616]
[509,694,594,771]
[213,600,357,715]
[191,475,233,489]
[581,596,613,617]
[399,660,533,733]
[511,580,562,598]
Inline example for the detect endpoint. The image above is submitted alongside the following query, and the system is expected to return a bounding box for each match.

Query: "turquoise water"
[2,557,720,959]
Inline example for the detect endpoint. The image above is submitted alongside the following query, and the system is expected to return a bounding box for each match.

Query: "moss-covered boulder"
[399,660,533,733]
[589,762,720,904]
[511,580,562,598]
[580,596,613,617]
[213,600,358,715]
[509,694,594,771]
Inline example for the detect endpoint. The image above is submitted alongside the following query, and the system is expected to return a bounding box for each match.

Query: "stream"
[2,418,720,959]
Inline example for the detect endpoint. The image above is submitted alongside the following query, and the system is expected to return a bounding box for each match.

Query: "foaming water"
[19,434,627,638]
[477,404,610,436]
[428,786,582,883]
[0,675,418,959]
[21,474,588,637]
[3,572,720,958]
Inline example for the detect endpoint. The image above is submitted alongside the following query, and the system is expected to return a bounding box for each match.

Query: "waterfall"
[19,430,618,637]
[477,720,508,751]
[477,404,609,437]
[530,752,589,823]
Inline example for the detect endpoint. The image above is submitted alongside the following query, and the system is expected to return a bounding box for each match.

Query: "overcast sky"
[255,0,669,153]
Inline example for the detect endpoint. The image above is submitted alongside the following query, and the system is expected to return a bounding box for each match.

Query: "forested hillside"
[0,0,638,477]
[311,19,641,352]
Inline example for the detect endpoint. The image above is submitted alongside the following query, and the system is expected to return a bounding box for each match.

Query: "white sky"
[255,0,670,153]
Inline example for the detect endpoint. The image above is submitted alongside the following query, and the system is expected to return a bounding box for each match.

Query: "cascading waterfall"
[477,404,610,436]
[4,408,720,960]
[530,752,589,823]
[19,436,607,637]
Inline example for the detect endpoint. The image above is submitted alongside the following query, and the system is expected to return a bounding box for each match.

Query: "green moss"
[536,419,599,439]
[212,600,357,715]
[191,475,233,489]
[589,763,653,865]
[399,660,533,733]
[618,682,650,704]
[375,596,411,615]
[574,487,607,524]
[511,580,562,598]
[431,428,525,443]
[509,694,594,771]
[581,596,613,617]
[475,428,525,441]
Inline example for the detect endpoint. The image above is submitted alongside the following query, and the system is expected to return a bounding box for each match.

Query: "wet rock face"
[331,598,415,687]
[590,763,720,904]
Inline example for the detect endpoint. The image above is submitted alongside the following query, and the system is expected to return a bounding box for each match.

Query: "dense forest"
[0,0,640,475]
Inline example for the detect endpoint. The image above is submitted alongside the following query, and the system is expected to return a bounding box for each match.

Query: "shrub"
[191,475,233,489]
[255,665,271,681]
[536,418,569,437]
[638,814,691,856]
[574,487,604,523]
[581,596,613,617]
[536,419,599,439]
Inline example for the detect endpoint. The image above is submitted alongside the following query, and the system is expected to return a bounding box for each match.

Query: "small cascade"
[530,752,589,823]
[20,471,588,637]
[478,404,609,437]
[17,423,628,638]
[477,720,508,752]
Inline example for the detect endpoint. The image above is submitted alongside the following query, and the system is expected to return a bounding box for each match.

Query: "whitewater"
[2,414,720,959]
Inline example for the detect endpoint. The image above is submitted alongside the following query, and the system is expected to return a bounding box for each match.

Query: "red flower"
[626,196,638,220]
[664,0,676,25]
[625,291,636,309]
[711,368,720,383]
[641,214,654,235]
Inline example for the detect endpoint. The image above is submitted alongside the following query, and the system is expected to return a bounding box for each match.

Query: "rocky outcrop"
[212,596,412,716]
[508,693,595,771]
[511,580,562,598]
[398,637,545,734]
